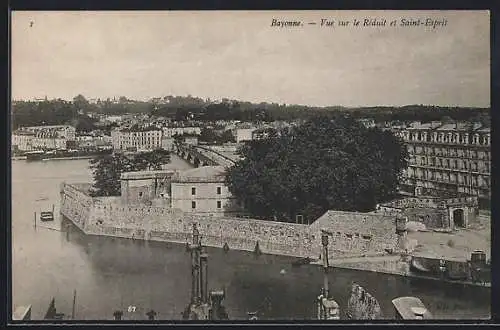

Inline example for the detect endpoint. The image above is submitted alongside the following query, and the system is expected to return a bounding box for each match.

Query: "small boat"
[40,211,54,222]
[392,297,432,320]
[410,257,431,273]
[35,197,49,201]
[25,150,46,161]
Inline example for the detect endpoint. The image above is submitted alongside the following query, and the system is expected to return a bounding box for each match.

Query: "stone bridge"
[174,143,236,168]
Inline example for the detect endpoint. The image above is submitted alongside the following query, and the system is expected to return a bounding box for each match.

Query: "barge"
[25,149,112,161]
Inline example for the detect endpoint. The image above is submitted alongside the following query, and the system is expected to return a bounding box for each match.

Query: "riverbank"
[13,159,490,320]
[311,255,490,289]
[42,156,95,161]
[60,182,490,290]
[14,156,95,161]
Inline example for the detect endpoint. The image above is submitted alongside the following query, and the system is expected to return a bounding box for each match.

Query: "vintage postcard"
[11,10,490,322]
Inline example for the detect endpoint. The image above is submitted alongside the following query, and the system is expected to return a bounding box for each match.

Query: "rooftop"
[435,122,472,131]
[172,165,227,182]
[407,121,489,133]
[121,169,176,180]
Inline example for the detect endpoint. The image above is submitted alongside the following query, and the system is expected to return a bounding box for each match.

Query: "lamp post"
[321,230,330,298]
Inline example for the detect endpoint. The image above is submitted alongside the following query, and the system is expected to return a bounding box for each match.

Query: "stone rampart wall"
[60,184,93,231]
[309,211,399,259]
[61,183,403,259]
[379,197,439,209]
[61,183,314,258]
[404,208,448,229]
[187,216,313,257]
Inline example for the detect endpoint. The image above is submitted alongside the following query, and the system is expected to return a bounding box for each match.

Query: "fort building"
[375,195,479,230]
[120,166,243,216]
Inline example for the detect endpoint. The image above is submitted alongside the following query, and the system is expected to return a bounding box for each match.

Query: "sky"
[11,10,490,107]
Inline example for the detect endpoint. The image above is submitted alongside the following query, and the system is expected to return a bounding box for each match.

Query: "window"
[139,192,143,197]
[217,201,222,209]
[217,187,222,195]
[192,201,196,209]
[191,187,196,195]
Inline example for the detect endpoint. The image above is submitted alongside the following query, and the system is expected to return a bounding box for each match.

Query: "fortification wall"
[379,197,440,209]
[186,216,313,257]
[60,183,93,231]
[61,183,403,259]
[309,211,399,259]
[60,183,315,258]
[404,208,448,229]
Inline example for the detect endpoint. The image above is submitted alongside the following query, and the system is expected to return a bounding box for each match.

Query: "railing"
[195,146,237,165]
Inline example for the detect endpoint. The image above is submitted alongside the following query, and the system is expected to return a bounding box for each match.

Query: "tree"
[199,128,218,143]
[225,115,408,223]
[220,130,236,143]
[74,114,98,133]
[89,153,129,197]
[89,150,172,197]
[73,94,90,112]
[134,149,171,170]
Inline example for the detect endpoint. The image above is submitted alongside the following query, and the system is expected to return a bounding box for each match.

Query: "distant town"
[11,95,491,207]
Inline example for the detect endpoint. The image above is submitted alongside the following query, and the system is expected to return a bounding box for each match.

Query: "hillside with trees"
[12,94,490,130]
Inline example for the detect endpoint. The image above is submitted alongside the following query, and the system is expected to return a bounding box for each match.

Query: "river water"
[11,155,490,320]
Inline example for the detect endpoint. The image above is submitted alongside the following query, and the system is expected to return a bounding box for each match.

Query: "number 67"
[128,305,136,312]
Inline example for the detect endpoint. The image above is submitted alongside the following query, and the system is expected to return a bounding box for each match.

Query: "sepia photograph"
[10,10,491,322]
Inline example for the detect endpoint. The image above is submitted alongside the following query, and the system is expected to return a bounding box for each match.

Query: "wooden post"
[71,289,77,319]
[34,212,37,230]
[52,204,55,214]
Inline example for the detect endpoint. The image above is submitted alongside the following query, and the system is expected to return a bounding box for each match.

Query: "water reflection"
[60,217,490,320]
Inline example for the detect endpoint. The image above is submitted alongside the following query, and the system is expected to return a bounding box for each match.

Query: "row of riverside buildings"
[12,118,491,208]
[11,125,77,151]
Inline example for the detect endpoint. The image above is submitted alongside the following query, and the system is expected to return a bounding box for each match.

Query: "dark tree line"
[225,115,409,223]
[12,97,99,132]
[198,128,236,144]
[153,100,490,125]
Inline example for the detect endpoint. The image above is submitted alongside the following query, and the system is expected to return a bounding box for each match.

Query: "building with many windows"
[119,166,244,215]
[111,126,163,152]
[394,121,490,204]
[12,125,76,151]
[162,126,201,138]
